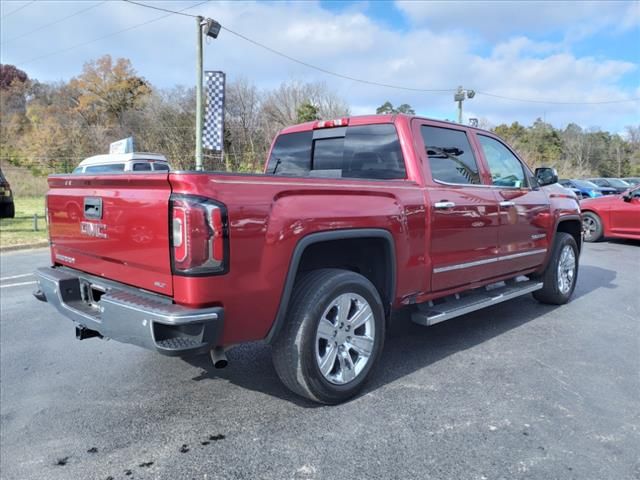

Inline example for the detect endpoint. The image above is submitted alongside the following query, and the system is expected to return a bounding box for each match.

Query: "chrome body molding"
[433,248,547,274]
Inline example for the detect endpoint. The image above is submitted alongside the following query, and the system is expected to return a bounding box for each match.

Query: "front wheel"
[272,269,385,404]
[532,232,579,305]
[582,212,603,242]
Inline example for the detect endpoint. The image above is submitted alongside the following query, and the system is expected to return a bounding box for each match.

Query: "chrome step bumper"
[33,267,223,356]
[412,278,543,326]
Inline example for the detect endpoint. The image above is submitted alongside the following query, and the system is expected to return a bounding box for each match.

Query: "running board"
[411,278,543,326]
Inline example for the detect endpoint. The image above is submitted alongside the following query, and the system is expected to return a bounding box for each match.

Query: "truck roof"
[79,152,168,166]
[278,113,493,136]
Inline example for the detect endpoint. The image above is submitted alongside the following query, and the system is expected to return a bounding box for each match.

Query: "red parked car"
[581,185,640,242]
[34,115,582,404]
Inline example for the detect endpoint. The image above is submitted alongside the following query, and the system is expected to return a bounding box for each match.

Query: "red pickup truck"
[34,114,581,404]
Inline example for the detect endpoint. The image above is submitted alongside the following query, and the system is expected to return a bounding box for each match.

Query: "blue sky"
[1,0,639,132]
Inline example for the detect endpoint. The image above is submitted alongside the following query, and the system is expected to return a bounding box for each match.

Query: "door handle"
[434,201,456,209]
[499,201,515,207]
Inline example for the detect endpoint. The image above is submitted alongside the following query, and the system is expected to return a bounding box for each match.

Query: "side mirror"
[535,167,558,186]
[623,193,632,203]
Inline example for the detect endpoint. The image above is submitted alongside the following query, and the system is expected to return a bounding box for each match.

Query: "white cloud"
[395,0,639,40]
[0,0,638,132]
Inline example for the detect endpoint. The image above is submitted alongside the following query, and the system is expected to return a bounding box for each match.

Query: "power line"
[13,0,208,67]
[219,25,454,93]
[2,1,108,44]
[1,0,36,19]
[477,90,640,105]
[120,1,453,93]
[122,0,199,18]
[122,1,639,103]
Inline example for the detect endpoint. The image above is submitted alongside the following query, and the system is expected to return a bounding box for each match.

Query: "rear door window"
[84,164,126,173]
[153,163,170,171]
[266,124,406,180]
[420,126,481,185]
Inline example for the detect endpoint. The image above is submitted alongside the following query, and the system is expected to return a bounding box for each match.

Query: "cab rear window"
[266,124,406,180]
[84,164,126,173]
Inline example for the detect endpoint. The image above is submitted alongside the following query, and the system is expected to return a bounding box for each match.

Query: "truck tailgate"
[47,174,174,295]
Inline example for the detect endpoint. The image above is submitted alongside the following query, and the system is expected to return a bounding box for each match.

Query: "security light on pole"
[455,86,475,124]
[195,17,222,171]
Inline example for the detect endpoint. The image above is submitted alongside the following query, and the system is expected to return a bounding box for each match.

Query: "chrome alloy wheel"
[583,216,598,241]
[315,293,375,385]
[557,245,576,294]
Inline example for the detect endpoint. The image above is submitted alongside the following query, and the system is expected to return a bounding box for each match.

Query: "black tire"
[272,268,385,404]
[0,202,14,219]
[532,232,579,305]
[582,212,603,242]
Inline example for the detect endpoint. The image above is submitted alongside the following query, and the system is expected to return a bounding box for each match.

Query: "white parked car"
[72,153,170,174]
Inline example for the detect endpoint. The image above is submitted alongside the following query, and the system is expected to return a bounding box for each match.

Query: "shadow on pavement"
[184,263,617,407]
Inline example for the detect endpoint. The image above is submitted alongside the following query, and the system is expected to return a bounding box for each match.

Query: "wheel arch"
[265,228,396,344]
[555,215,583,254]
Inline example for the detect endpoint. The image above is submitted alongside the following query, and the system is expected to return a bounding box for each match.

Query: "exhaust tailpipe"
[209,346,228,369]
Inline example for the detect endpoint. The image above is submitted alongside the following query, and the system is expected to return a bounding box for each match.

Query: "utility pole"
[195,15,204,171]
[454,86,475,124]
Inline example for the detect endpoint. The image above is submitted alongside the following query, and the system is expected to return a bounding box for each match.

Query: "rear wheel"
[582,212,603,242]
[272,269,385,404]
[532,232,579,305]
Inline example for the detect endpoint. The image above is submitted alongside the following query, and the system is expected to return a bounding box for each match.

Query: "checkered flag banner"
[204,71,226,151]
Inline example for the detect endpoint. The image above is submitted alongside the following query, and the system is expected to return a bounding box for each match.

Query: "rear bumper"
[33,266,223,357]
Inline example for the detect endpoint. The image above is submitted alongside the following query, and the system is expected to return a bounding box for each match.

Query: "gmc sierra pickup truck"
[34,114,581,404]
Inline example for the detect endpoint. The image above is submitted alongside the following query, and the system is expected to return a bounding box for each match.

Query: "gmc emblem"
[80,221,108,239]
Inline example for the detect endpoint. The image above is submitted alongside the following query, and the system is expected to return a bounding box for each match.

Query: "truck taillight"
[170,194,229,276]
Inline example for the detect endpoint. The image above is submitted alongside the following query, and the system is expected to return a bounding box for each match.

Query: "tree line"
[1,56,638,182]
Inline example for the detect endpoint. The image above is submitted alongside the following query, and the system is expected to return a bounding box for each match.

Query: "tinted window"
[266,124,406,180]
[84,164,126,173]
[341,124,406,179]
[153,163,170,171]
[313,137,345,170]
[421,126,480,185]
[478,135,527,188]
[266,131,313,175]
[133,162,152,171]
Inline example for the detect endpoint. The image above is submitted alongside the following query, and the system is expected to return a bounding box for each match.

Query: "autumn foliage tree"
[69,55,151,127]
[1,54,639,194]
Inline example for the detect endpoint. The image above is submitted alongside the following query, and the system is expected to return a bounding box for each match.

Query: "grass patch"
[0,196,48,247]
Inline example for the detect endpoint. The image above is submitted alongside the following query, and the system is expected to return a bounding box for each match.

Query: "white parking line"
[0,273,34,281]
[0,281,37,289]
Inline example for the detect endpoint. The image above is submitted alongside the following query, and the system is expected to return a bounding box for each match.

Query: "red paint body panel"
[581,187,640,240]
[47,174,174,295]
[44,115,581,347]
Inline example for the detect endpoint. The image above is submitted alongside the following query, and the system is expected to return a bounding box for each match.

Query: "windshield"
[573,180,599,189]
[608,178,630,188]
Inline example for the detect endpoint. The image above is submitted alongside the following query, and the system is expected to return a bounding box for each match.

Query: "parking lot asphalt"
[1,241,639,480]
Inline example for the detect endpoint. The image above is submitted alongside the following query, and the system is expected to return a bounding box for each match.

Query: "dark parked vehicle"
[587,177,631,193]
[623,177,640,186]
[558,179,616,198]
[0,168,15,218]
